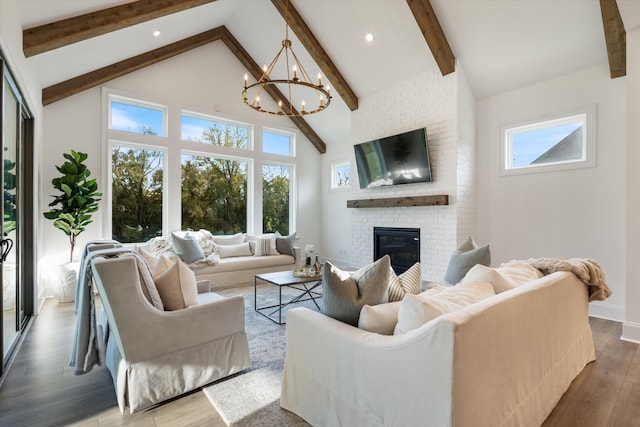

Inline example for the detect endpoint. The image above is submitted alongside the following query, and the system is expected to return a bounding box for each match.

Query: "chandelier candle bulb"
[244,74,248,88]
[293,65,298,80]
[318,73,322,85]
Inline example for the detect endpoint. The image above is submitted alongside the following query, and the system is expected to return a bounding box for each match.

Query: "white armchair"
[91,253,250,413]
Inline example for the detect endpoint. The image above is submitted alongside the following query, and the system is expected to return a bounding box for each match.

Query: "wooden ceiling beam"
[42,26,327,153]
[599,0,626,78]
[23,0,217,57]
[270,0,358,111]
[406,0,455,76]
[42,27,227,105]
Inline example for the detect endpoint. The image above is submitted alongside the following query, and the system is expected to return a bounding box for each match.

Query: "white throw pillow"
[496,260,543,285]
[394,281,495,335]
[152,256,199,311]
[461,264,516,293]
[213,233,245,246]
[358,301,402,335]
[216,242,252,258]
[388,262,422,302]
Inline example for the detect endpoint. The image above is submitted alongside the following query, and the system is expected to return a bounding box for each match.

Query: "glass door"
[2,68,20,364]
[1,58,32,373]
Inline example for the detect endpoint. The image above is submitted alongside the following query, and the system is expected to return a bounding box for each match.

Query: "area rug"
[203,283,315,426]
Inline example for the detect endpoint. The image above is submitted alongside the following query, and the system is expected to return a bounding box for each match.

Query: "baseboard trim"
[588,301,624,322]
[621,322,640,344]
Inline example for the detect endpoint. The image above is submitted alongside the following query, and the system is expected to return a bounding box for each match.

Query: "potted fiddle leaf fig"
[43,150,102,262]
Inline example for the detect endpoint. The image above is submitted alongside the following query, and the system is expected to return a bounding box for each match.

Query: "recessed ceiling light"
[153,30,161,37]
[365,33,374,43]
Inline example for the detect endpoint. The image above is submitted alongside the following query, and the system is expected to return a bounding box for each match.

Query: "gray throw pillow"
[321,255,391,326]
[171,232,205,264]
[443,236,491,284]
[275,231,296,256]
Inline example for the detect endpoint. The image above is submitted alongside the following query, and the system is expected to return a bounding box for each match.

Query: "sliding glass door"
[1,58,33,373]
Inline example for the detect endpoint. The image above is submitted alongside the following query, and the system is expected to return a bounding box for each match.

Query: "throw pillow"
[321,255,392,326]
[172,232,205,264]
[497,260,544,285]
[388,262,422,302]
[213,232,245,246]
[461,264,516,294]
[275,231,296,256]
[394,281,495,335]
[138,247,160,271]
[358,301,402,335]
[152,256,199,311]
[443,236,491,284]
[253,236,279,256]
[216,242,252,258]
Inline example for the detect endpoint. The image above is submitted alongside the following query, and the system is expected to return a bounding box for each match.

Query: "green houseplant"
[43,150,101,262]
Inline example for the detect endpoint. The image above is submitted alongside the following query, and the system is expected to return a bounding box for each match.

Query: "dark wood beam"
[406,0,455,76]
[42,27,227,106]
[600,0,626,78]
[42,26,327,153]
[347,195,449,208]
[23,0,217,57]
[270,0,358,111]
[221,28,326,153]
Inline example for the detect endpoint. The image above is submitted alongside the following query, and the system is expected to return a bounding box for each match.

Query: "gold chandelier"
[242,1,331,117]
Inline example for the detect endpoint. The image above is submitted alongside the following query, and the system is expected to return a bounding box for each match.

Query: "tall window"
[105,89,297,242]
[263,163,291,234]
[181,153,248,234]
[501,106,595,175]
[111,144,164,243]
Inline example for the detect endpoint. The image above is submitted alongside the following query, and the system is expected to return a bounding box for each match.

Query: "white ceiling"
[14,0,639,146]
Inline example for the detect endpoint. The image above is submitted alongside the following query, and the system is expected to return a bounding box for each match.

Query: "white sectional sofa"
[281,270,597,427]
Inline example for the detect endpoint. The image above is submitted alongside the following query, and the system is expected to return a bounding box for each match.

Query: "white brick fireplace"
[349,67,477,282]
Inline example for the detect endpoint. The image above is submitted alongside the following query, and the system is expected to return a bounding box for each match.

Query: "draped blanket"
[69,241,125,375]
[525,257,612,302]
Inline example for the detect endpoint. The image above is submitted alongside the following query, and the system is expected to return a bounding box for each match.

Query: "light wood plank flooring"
[1,298,639,426]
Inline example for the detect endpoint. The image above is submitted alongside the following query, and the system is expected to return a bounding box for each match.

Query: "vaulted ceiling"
[14,0,640,151]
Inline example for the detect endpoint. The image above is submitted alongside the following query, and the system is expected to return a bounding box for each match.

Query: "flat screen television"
[353,128,432,189]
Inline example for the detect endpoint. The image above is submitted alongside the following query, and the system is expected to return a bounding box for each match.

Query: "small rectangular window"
[501,105,595,175]
[263,129,293,156]
[331,161,351,190]
[109,98,166,136]
[181,113,249,149]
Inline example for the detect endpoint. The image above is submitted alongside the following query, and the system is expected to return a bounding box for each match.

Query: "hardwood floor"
[0,298,639,426]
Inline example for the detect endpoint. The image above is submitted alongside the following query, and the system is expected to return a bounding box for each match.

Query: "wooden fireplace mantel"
[346,195,449,208]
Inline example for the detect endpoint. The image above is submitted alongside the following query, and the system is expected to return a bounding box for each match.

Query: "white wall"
[624,27,640,342]
[477,63,627,321]
[0,0,44,305]
[320,66,477,282]
[41,42,323,292]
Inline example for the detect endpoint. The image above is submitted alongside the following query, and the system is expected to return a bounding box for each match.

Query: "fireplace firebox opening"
[373,227,420,275]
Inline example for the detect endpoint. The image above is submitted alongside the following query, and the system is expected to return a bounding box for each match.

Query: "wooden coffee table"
[254,270,323,324]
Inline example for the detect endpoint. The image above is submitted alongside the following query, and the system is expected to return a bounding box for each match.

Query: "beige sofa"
[142,231,300,290]
[91,253,250,413]
[281,270,596,426]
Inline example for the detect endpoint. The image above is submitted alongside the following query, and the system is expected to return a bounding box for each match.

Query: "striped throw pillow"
[388,263,422,302]
[254,236,279,256]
